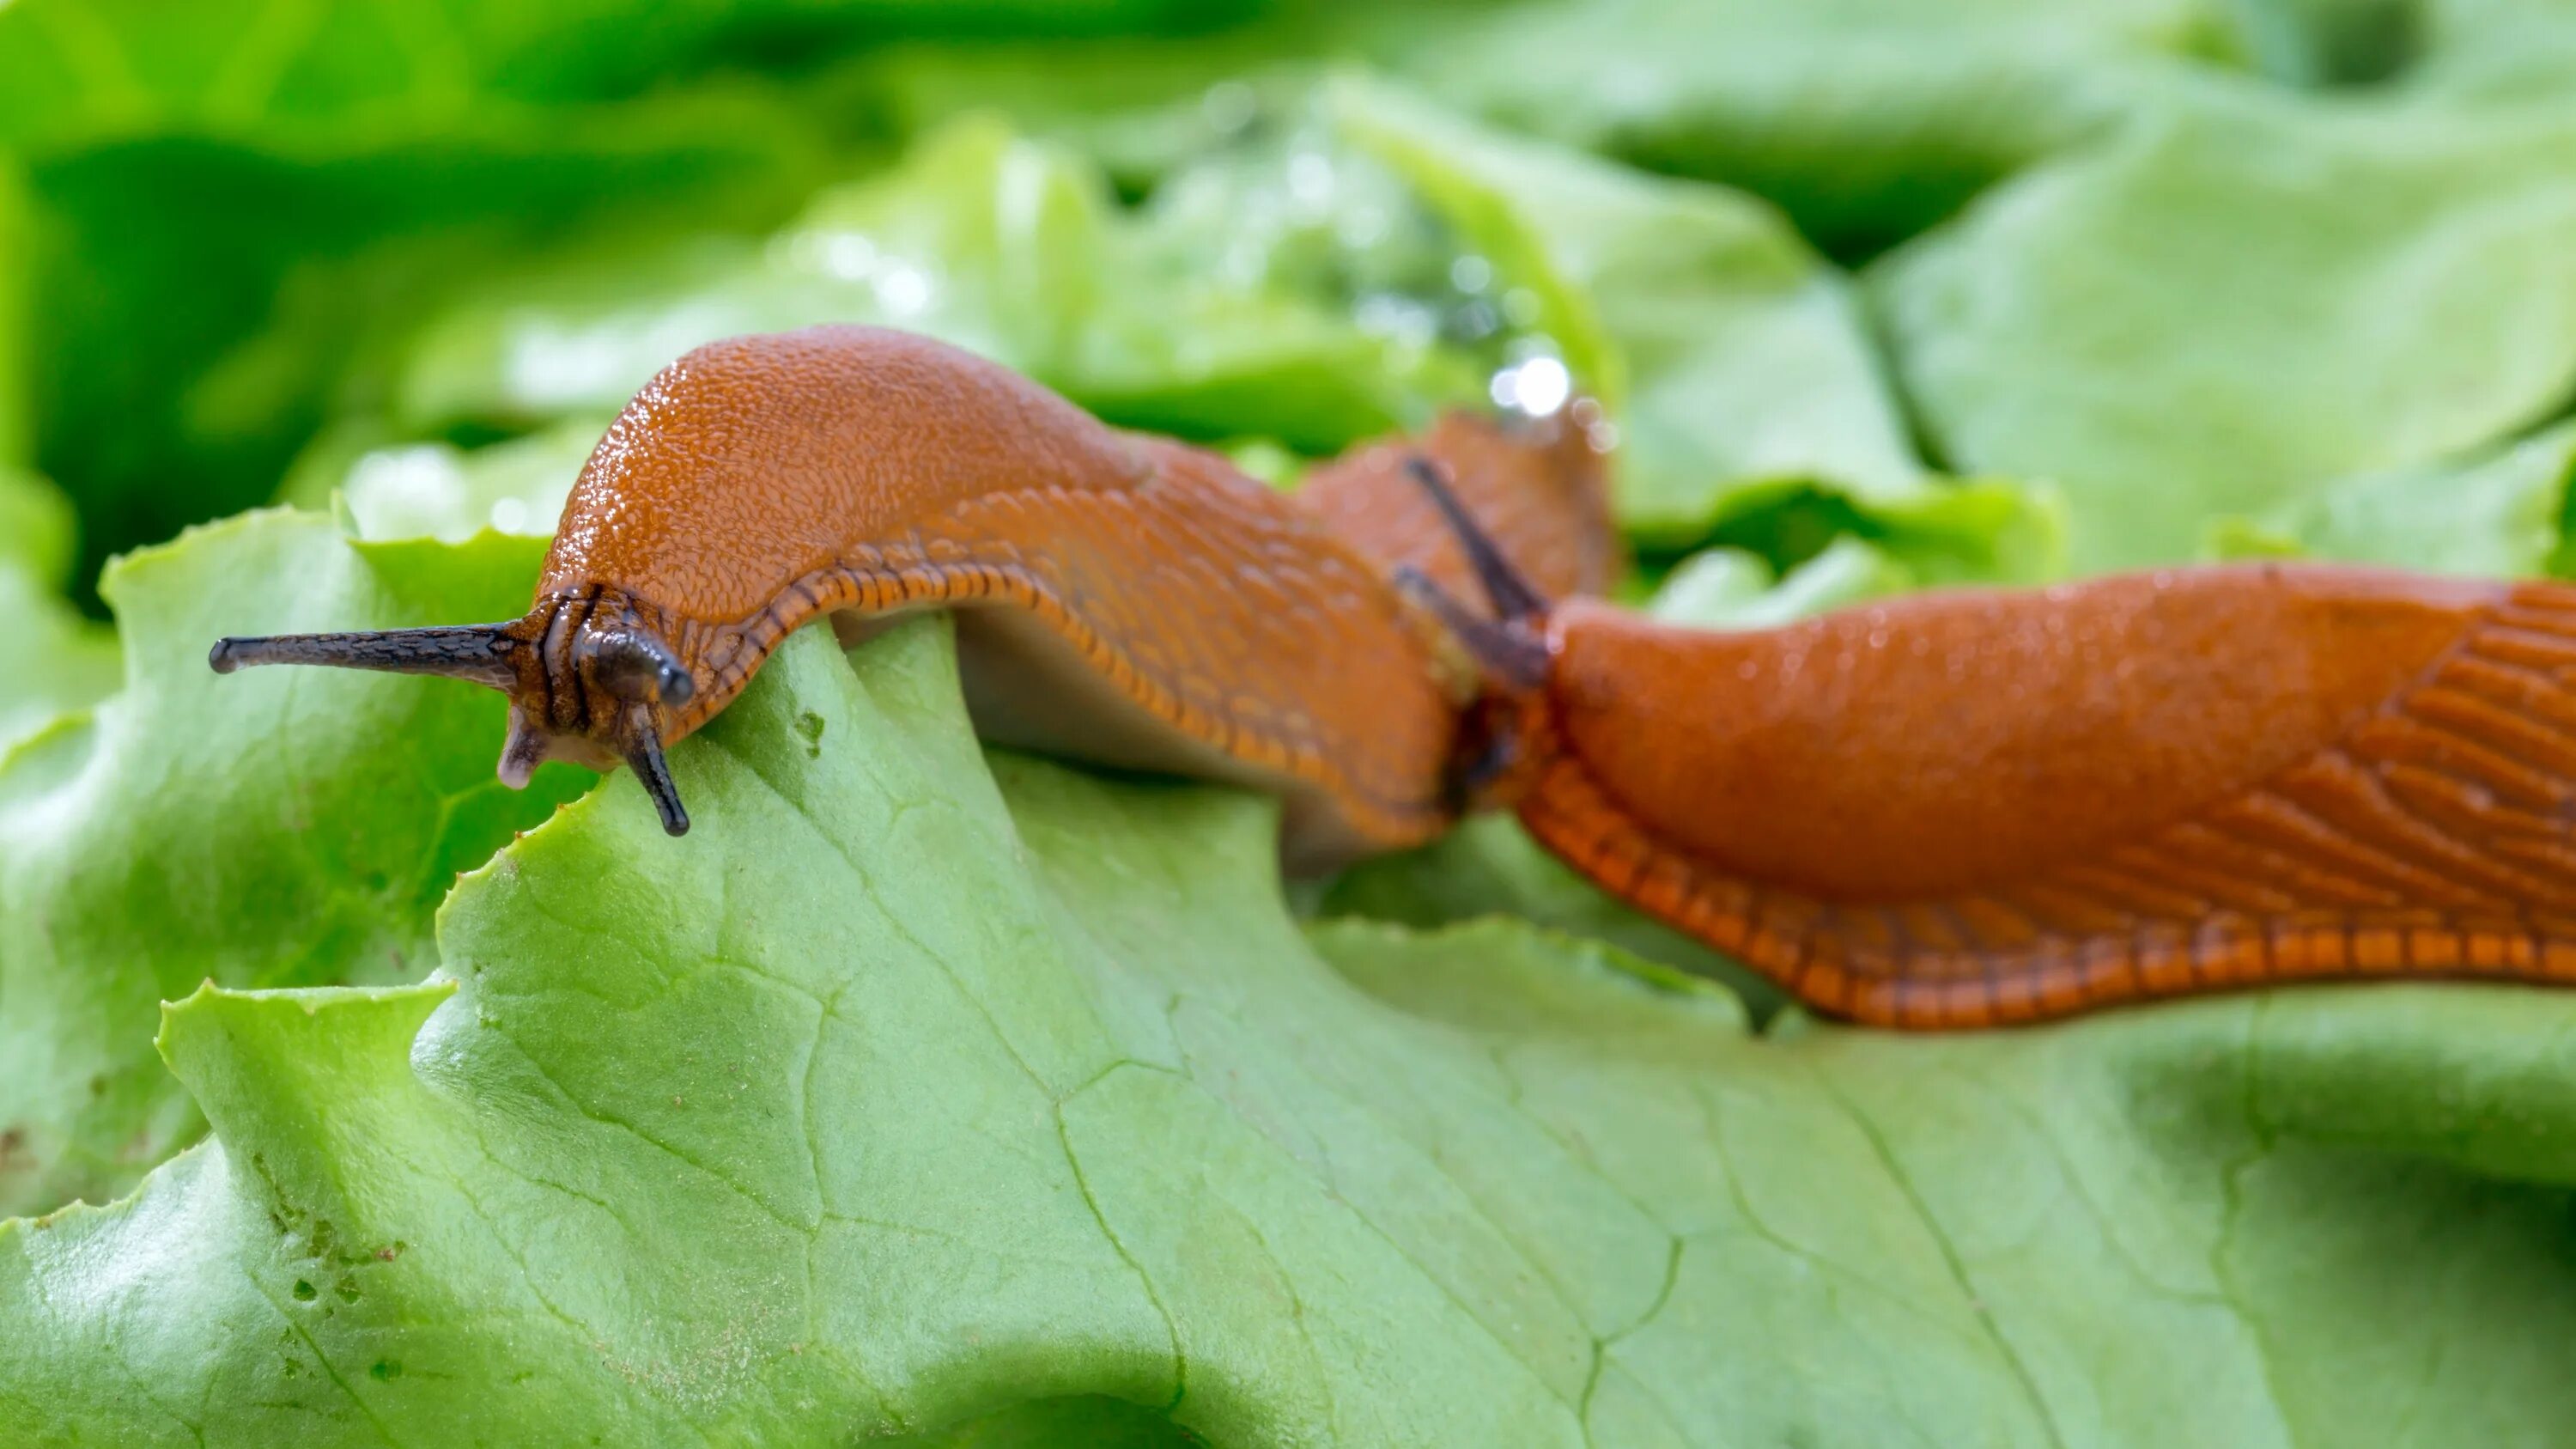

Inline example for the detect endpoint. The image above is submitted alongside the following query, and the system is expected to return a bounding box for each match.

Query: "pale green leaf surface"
[1324,82,2066,581]
[9,595,2576,1445]
[2206,418,2576,577]
[273,417,610,543]
[1393,0,2216,258]
[1319,814,1771,1011]
[2239,0,2576,92]
[0,569,118,756]
[1329,86,1922,532]
[1646,537,1919,629]
[0,469,118,754]
[393,119,1479,455]
[829,32,1345,187]
[0,466,78,587]
[1875,87,2576,571]
[0,514,590,1216]
[27,89,842,588]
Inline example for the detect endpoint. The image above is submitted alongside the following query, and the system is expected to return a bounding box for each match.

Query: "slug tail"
[209,624,521,691]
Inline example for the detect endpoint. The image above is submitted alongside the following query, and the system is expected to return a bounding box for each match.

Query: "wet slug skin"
[210,325,1613,875]
[1400,461,2576,1029]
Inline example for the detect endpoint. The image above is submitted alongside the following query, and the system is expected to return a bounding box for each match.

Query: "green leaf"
[273,417,611,543]
[12,602,2576,1443]
[2222,0,2421,84]
[2233,0,2576,91]
[1875,87,2576,570]
[2207,418,2576,577]
[0,169,114,749]
[1323,82,2066,580]
[825,29,1346,188]
[1330,86,1917,516]
[0,513,589,1216]
[0,0,1252,152]
[0,464,76,589]
[1646,536,1918,628]
[24,94,838,592]
[0,573,118,756]
[392,117,1482,454]
[392,122,1104,432]
[0,159,29,468]
[0,469,118,752]
[1390,0,2221,259]
[1318,813,1777,1012]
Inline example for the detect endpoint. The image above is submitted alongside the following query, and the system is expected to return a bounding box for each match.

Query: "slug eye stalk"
[208,624,523,690]
[211,598,699,837]
[576,628,696,709]
[1394,456,1552,691]
[620,709,690,837]
[1402,455,1549,624]
[1391,454,1567,814]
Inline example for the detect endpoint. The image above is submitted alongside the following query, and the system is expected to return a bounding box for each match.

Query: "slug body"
[1412,496,2576,1026]
[205,326,2576,1028]
[212,326,1608,872]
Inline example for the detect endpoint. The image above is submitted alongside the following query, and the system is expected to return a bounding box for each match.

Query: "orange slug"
[1402,463,2576,1028]
[218,325,2576,1030]
[210,325,1607,873]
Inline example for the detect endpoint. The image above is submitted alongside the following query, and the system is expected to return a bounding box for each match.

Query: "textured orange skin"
[1298,405,1619,604]
[514,325,1600,870]
[1501,564,2576,1028]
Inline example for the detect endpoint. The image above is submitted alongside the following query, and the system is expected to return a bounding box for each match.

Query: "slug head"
[1393,455,1559,813]
[209,588,701,836]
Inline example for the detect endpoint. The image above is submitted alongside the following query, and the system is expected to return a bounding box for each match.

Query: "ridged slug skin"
[1506,564,2576,1027]
[212,324,1614,873]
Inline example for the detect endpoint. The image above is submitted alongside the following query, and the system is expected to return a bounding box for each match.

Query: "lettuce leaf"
[390,118,1482,455]
[0,515,591,1216]
[1328,90,1909,514]
[1875,86,2576,570]
[274,419,611,544]
[379,96,2068,582]
[1390,0,2217,259]
[0,0,1249,152]
[0,469,118,752]
[2206,419,2576,578]
[0,0,1291,580]
[22,94,841,594]
[10,551,2576,1446]
[1314,82,2068,581]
